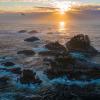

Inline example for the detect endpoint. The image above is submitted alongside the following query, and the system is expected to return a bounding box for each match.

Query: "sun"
[55,1,73,14]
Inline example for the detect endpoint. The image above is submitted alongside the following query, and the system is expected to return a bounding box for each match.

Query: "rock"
[0,76,10,88]
[44,52,100,80]
[39,85,81,100]
[20,69,42,84]
[10,67,21,74]
[39,50,62,56]
[45,41,67,52]
[33,47,55,56]
[24,37,40,42]
[28,30,38,34]
[18,30,27,33]
[44,55,76,79]
[66,34,98,56]
[81,93,100,100]
[38,84,100,100]
[17,50,35,56]
[47,32,53,34]
[1,62,15,67]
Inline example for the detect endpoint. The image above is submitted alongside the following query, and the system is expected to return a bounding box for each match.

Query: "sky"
[0,0,100,12]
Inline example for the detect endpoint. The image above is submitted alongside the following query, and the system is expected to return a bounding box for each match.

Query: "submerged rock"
[1,62,15,67]
[47,32,53,34]
[28,30,38,34]
[20,69,42,84]
[66,34,98,56]
[24,36,40,42]
[18,30,27,33]
[17,50,35,56]
[45,41,66,52]
[0,76,10,88]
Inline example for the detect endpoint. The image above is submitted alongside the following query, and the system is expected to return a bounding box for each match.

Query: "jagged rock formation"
[66,34,98,56]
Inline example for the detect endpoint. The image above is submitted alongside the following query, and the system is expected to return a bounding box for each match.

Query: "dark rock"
[44,53,100,80]
[18,30,27,33]
[66,34,98,56]
[14,84,100,100]
[39,84,100,100]
[39,85,81,100]
[28,30,38,34]
[47,32,53,34]
[44,55,76,79]
[10,67,21,74]
[20,69,42,84]
[1,62,15,67]
[17,50,35,56]
[81,93,100,100]
[45,41,67,52]
[39,50,63,56]
[24,37,40,42]
[0,76,10,88]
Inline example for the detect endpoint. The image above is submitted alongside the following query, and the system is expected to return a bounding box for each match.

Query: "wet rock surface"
[0,76,10,85]
[38,84,100,100]
[44,34,100,80]
[20,69,42,84]
[24,36,40,42]
[45,41,66,52]
[66,34,98,56]
[28,30,38,34]
[17,50,35,56]
[0,34,100,100]
[18,30,27,33]
[45,52,100,80]
[1,62,15,67]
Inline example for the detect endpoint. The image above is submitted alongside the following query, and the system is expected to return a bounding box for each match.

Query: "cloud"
[0,0,100,13]
[0,0,54,1]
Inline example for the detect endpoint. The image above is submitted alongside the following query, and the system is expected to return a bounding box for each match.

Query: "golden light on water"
[59,21,66,32]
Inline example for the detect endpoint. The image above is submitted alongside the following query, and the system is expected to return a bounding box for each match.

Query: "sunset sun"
[55,1,72,14]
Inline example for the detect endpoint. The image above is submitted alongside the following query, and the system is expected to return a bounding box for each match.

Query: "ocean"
[0,12,100,100]
[0,12,100,52]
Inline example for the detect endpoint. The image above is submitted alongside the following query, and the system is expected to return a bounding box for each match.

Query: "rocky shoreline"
[0,32,100,100]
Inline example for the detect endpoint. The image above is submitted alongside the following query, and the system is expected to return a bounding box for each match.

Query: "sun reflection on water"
[59,21,66,32]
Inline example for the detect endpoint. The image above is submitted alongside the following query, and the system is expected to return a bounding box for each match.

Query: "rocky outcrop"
[17,50,35,56]
[1,62,15,67]
[0,76,10,89]
[43,34,100,80]
[18,30,27,33]
[66,34,98,56]
[44,55,76,79]
[38,84,100,100]
[24,37,40,42]
[39,50,63,56]
[20,69,42,84]
[44,52,100,80]
[28,30,38,34]
[45,41,66,52]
